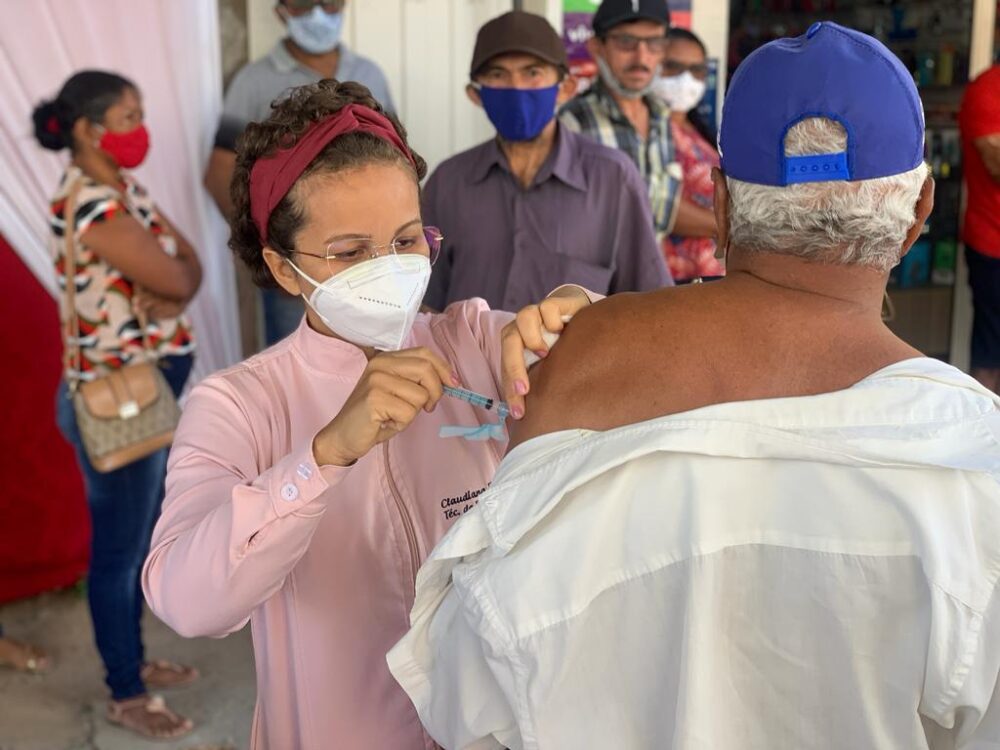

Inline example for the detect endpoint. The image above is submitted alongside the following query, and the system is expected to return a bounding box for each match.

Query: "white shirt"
[388,358,1000,750]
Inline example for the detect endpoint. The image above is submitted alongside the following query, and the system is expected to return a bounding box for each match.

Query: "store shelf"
[886,283,955,293]
[729,0,972,364]
[917,84,968,92]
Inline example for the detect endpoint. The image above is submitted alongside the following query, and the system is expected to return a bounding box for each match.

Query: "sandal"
[141,659,200,689]
[106,694,194,740]
[0,637,50,673]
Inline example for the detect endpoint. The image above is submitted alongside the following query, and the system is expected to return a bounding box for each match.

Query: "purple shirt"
[422,125,672,312]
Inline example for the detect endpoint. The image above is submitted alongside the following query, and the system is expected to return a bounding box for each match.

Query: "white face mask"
[287,253,431,351]
[595,54,659,100]
[283,5,344,55]
[651,71,707,113]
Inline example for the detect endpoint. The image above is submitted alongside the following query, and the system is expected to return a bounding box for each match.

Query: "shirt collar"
[290,314,369,374]
[269,40,353,76]
[590,77,669,129]
[470,139,506,184]
[471,123,587,192]
[269,41,299,74]
[535,124,587,192]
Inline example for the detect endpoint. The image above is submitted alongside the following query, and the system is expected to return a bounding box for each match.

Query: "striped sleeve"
[650,163,683,234]
[74,192,125,239]
[559,108,583,134]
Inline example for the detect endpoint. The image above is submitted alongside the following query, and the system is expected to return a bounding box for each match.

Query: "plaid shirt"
[560,79,683,234]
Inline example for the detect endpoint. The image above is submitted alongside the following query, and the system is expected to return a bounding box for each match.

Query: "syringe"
[442,386,511,420]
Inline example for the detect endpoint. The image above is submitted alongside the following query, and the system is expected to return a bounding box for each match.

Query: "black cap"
[470,11,569,79]
[593,0,671,36]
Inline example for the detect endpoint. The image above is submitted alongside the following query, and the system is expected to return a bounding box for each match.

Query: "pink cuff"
[258,438,353,518]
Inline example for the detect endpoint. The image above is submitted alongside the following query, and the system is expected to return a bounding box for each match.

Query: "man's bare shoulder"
[508,287,706,451]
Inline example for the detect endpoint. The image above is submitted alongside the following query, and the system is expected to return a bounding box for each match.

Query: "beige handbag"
[62,179,181,473]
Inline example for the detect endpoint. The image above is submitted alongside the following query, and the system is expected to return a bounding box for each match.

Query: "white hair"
[726,118,928,271]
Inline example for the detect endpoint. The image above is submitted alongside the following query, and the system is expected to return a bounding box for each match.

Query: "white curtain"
[0,0,240,382]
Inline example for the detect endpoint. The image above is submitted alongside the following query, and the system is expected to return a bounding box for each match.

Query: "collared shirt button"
[281,483,299,502]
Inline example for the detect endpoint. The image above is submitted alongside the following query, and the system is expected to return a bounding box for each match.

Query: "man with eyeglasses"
[204,0,395,346]
[561,0,718,244]
[423,11,670,314]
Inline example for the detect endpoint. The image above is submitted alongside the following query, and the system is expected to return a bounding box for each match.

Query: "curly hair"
[230,79,428,288]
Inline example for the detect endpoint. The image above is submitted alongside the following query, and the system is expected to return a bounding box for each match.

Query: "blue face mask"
[285,6,344,55]
[478,85,560,142]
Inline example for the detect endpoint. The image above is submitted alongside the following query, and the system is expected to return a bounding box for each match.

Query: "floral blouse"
[665,120,725,281]
[49,166,195,380]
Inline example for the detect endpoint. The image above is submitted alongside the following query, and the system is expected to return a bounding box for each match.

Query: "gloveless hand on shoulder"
[500,286,593,419]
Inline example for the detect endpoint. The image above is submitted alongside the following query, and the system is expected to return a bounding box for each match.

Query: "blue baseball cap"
[719,22,925,187]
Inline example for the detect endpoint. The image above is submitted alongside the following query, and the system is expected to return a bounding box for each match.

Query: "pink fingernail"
[534,349,549,359]
[512,405,524,420]
[451,372,461,386]
[514,380,528,396]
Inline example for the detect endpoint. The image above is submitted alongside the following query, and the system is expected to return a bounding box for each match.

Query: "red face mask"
[99,124,150,169]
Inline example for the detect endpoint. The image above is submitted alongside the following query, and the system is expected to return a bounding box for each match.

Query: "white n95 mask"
[287,253,431,351]
[652,71,707,114]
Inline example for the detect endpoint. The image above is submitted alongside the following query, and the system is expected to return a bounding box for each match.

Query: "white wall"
[246,0,511,172]
[691,0,729,118]
[522,0,562,31]
[247,1,286,59]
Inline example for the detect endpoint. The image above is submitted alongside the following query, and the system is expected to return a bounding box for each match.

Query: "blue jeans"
[262,287,304,346]
[56,354,193,700]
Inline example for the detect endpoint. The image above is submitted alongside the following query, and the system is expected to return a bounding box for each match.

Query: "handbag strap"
[62,178,83,391]
[62,175,155,392]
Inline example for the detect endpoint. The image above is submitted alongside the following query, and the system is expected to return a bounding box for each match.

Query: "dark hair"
[230,79,428,288]
[666,28,706,55]
[665,28,717,148]
[32,70,136,152]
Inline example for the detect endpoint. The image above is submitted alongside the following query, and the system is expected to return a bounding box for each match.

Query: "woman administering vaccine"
[142,79,589,749]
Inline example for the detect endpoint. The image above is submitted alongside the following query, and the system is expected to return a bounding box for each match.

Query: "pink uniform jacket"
[143,300,513,749]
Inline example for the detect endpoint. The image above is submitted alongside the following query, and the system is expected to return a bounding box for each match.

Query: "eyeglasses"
[662,60,710,81]
[291,226,443,272]
[281,0,344,16]
[604,33,670,54]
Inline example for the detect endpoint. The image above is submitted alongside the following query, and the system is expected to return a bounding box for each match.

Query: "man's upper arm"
[387,570,514,749]
[421,168,452,310]
[612,160,673,292]
[215,67,257,151]
[656,159,684,234]
[946,586,1000,748]
[367,63,396,115]
[203,147,238,218]
[559,107,583,134]
[508,301,615,451]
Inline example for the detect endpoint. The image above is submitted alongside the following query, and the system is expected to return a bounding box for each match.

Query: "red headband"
[249,104,418,245]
